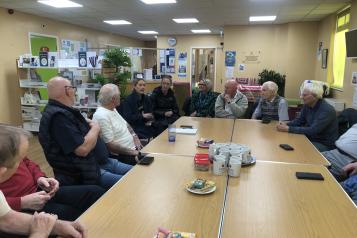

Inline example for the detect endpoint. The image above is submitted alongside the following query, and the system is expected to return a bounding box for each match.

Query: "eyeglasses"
[64,85,77,91]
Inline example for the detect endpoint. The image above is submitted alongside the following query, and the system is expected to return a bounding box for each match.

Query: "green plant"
[94,74,108,86]
[104,48,131,72]
[258,69,286,96]
[102,48,132,99]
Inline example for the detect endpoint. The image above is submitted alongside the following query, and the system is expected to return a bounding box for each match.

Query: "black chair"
[338,108,357,135]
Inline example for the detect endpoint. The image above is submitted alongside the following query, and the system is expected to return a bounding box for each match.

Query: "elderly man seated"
[322,123,357,181]
[93,84,143,165]
[215,79,248,119]
[39,77,132,190]
[252,81,289,121]
[277,81,338,152]
[0,126,87,238]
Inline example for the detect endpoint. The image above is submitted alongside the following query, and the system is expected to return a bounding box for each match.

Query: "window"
[331,8,350,89]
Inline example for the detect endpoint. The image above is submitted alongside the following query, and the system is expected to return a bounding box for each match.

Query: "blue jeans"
[341,174,357,205]
[99,158,132,190]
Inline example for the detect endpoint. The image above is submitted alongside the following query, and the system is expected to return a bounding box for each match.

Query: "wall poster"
[178,52,187,78]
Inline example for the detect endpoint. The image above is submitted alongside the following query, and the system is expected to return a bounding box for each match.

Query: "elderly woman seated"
[252,81,289,121]
[190,79,217,117]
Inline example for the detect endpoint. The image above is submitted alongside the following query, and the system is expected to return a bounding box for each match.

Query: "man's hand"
[224,94,231,103]
[37,177,59,197]
[277,121,289,132]
[142,112,154,119]
[29,211,57,238]
[343,162,357,176]
[53,220,87,238]
[133,135,143,150]
[164,111,173,117]
[21,191,51,210]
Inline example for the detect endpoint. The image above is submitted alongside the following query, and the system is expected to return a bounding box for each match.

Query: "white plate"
[186,181,216,195]
[242,156,256,167]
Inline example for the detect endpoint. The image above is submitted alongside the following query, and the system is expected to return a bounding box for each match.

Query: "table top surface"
[221,161,357,238]
[142,116,234,156]
[231,119,329,165]
[79,154,227,238]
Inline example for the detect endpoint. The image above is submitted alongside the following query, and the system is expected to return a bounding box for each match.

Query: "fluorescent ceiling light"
[173,18,199,23]
[249,16,276,22]
[140,0,176,4]
[37,0,82,8]
[138,31,159,34]
[191,29,211,34]
[104,20,132,25]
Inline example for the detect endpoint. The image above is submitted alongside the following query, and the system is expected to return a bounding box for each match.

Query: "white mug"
[213,158,226,176]
[228,159,242,177]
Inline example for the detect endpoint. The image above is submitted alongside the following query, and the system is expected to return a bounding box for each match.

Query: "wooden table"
[142,117,234,156]
[221,161,357,238]
[79,154,227,238]
[231,119,329,165]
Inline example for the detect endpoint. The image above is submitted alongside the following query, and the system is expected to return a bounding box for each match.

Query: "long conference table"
[79,117,357,238]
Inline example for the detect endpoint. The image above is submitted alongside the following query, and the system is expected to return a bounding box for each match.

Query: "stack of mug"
[209,143,253,177]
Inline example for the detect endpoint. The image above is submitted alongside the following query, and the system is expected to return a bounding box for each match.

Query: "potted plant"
[258,69,286,96]
[97,48,132,99]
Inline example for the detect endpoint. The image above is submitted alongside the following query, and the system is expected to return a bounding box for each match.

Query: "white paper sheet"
[175,128,198,135]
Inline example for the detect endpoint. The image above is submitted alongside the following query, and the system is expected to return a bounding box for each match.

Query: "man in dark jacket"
[150,75,180,134]
[277,81,338,152]
[39,77,132,190]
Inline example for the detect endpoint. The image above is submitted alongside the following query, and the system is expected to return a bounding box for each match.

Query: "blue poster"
[225,51,236,67]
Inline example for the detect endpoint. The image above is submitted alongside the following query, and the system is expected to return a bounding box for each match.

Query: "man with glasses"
[39,77,132,190]
[277,81,338,152]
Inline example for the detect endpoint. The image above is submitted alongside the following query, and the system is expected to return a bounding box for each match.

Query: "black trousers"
[41,185,105,221]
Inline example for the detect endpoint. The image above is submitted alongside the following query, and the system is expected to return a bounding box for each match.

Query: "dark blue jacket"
[288,99,338,149]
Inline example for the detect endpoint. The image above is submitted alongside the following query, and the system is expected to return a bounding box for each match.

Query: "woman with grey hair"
[252,81,289,121]
[277,81,338,152]
[190,79,217,117]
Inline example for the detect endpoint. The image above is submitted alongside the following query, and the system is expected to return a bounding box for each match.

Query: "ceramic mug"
[228,159,242,177]
[213,157,226,176]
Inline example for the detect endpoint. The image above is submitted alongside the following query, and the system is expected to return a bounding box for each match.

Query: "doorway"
[191,48,216,91]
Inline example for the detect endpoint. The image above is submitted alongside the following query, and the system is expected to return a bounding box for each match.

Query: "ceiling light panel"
[138,31,159,34]
[37,0,82,8]
[249,16,277,22]
[104,20,132,25]
[191,29,211,33]
[140,0,176,4]
[173,18,199,23]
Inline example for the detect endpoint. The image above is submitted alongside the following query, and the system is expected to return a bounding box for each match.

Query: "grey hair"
[0,125,32,168]
[201,79,213,91]
[262,81,279,95]
[98,84,120,106]
[301,81,324,99]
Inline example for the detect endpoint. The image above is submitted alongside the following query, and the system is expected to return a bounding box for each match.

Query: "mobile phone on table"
[279,144,294,151]
[138,155,154,165]
[296,172,324,180]
[180,125,193,129]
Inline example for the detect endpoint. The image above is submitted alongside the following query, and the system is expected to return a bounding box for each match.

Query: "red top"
[0,158,45,210]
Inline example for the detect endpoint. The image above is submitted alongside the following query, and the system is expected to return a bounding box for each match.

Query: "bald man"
[39,77,132,190]
[215,79,248,119]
